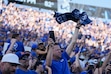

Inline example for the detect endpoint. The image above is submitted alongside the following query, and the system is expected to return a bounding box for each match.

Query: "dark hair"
[38,43,44,45]
[20,53,30,60]
[88,65,94,70]
[0,55,3,60]
[36,61,43,66]
[12,33,19,38]
[54,43,59,45]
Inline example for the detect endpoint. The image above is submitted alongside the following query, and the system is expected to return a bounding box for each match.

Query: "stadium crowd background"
[1,3,111,49]
[0,2,111,74]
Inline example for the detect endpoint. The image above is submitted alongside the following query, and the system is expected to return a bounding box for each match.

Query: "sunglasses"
[21,55,29,60]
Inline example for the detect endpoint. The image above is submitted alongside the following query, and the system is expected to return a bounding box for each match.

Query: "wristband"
[76,26,80,29]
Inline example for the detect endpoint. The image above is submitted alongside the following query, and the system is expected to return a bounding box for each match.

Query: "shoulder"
[62,52,70,60]
[15,68,23,74]
[28,70,37,74]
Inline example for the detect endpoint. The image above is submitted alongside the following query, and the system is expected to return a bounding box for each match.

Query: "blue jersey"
[15,68,37,74]
[7,40,24,52]
[13,41,24,52]
[51,52,70,74]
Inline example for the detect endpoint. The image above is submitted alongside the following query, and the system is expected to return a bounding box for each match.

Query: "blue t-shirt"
[13,41,25,52]
[7,40,24,52]
[15,68,37,74]
[51,52,70,74]
[0,70,2,74]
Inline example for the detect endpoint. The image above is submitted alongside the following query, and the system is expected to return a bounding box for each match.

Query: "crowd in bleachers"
[0,3,111,74]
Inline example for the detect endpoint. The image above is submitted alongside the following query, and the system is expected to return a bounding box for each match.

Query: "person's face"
[2,62,18,74]
[38,44,44,50]
[9,63,18,74]
[53,45,62,58]
[17,35,21,40]
[20,55,29,68]
[48,38,54,44]
[37,64,44,72]
[71,63,77,72]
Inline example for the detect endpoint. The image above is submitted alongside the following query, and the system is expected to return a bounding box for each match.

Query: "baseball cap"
[15,51,30,60]
[1,53,20,65]
[79,54,86,60]
[32,44,38,49]
[20,53,30,60]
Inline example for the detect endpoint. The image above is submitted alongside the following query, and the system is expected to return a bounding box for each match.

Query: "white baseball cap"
[1,53,20,65]
[79,54,85,59]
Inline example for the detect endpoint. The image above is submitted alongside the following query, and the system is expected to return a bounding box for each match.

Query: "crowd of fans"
[0,2,111,74]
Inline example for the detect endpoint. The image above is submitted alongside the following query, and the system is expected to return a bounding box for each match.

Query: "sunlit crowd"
[0,3,111,74]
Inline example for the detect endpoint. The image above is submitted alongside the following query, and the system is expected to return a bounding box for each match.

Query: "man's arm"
[100,51,111,71]
[45,65,52,74]
[46,38,54,66]
[46,44,54,66]
[66,22,81,56]
[75,50,83,72]
[6,38,16,54]
[36,49,47,55]
[94,51,111,74]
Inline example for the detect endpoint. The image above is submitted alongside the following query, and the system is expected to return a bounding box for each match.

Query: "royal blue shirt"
[0,70,2,74]
[51,52,70,74]
[15,68,37,74]
[7,40,24,52]
[14,41,24,52]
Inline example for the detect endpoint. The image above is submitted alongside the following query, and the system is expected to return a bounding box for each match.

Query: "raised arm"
[6,38,16,54]
[94,51,111,74]
[46,38,54,66]
[45,65,52,74]
[46,44,54,66]
[100,51,111,71]
[36,49,47,55]
[75,47,83,72]
[66,22,81,56]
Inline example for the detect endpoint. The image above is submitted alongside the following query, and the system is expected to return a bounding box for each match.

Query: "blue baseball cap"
[15,51,22,59]
[15,51,30,59]
[32,44,38,49]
